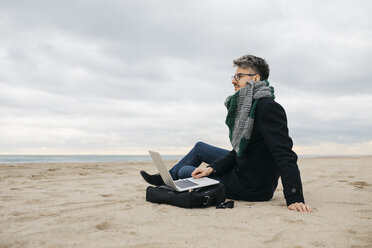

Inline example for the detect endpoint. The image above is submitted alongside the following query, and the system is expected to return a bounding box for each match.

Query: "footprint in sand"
[153,205,169,213]
[122,203,132,210]
[24,199,42,204]
[338,180,372,189]
[29,174,41,179]
[244,202,256,206]
[95,221,111,230]
[134,185,145,192]
[263,232,283,243]
[282,218,305,224]
[117,171,128,175]
[311,241,325,247]
[9,187,21,191]
[348,229,357,235]
[11,211,24,216]
[350,181,372,189]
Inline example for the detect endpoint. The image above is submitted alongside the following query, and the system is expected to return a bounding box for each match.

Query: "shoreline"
[1,154,372,165]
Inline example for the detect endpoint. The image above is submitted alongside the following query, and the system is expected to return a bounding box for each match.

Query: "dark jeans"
[169,141,229,181]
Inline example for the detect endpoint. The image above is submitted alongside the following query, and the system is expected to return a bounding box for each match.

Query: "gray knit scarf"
[225,80,275,157]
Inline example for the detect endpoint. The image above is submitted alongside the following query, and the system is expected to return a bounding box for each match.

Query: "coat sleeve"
[258,100,305,206]
[208,149,237,175]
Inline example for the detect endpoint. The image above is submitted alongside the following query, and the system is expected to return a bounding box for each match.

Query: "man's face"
[232,67,260,92]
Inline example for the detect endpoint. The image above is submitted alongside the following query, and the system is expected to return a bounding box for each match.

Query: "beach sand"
[0,156,371,248]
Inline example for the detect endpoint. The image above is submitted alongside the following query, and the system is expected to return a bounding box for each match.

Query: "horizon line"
[1,154,372,157]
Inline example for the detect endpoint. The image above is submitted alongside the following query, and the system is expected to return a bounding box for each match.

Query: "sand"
[0,156,372,248]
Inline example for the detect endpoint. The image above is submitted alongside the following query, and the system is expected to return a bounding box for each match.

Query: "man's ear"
[254,74,261,82]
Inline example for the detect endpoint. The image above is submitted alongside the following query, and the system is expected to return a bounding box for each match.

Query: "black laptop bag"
[146,183,234,209]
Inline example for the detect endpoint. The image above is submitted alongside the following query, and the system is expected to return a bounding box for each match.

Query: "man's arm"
[208,149,237,175]
[258,100,311,212]
[192,150,237,178]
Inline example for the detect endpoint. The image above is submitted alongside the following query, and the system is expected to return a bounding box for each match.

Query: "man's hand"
[288,202,312,213]
[191,167,214,179]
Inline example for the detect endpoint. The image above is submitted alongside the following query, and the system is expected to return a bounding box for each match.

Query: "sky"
[0,0,371,155]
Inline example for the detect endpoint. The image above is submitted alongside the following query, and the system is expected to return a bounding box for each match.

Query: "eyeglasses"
[231,73,257,81]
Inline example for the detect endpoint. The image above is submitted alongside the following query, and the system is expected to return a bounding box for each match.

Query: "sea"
[0,155,184,164]
[0,154,332,164]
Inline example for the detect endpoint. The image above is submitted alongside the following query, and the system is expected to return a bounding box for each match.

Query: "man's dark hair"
[233,54,270,80]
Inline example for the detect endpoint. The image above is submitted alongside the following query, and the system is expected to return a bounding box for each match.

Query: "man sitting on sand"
[141,54,311,213]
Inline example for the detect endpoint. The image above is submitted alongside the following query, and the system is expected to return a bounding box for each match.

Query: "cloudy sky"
[0,0,371,155]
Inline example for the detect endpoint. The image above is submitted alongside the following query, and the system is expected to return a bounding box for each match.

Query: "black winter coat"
[209,98,305,206]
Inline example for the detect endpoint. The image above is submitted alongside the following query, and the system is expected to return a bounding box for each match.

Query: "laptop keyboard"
[175,179,198,188]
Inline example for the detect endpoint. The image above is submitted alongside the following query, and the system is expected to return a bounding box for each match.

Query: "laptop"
[149,150,219,192]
